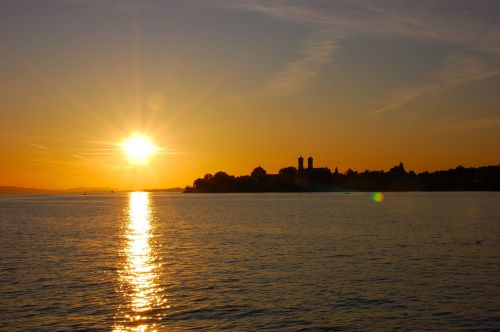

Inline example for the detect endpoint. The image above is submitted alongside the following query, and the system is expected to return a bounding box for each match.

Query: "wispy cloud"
[373,53,500,114]
[435,53,500,89]
[22,142,49,150]
[265,30,341,94]
[372,87,428,115]
[223,0,500,103]
[431,115,500,132]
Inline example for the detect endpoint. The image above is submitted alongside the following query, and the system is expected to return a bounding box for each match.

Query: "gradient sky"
[1,0,499,189]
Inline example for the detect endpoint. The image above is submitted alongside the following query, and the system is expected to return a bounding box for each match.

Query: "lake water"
[1,192,499,331]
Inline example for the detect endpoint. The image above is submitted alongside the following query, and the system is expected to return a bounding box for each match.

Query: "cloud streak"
[431,115,500,132]
[224,0,500,105]
[265,30,341,94]
[373,53,500,114]
[23,142,49,150]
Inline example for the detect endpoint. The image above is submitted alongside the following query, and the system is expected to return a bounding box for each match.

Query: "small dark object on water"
[476,240,483,245]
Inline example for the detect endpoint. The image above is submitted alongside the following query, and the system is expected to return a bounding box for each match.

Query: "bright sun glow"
[121,135,158,164]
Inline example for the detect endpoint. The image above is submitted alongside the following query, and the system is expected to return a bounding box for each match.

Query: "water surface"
[1,192,499,330]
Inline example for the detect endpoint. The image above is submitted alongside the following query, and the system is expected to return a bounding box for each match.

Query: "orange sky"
[1,1,499,189]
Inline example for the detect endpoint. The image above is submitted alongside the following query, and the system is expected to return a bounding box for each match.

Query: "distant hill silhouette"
[142,187,184,192]
[0,186,184,195]
[0,186,53,194]
[0,186,117,195]
[185,157,500,192]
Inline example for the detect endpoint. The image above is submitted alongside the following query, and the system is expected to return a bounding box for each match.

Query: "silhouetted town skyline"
[185,156,500,192]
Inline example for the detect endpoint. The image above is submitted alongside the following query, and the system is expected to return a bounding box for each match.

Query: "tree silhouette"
[184,161,500,192]
[279,167,297,177]
[251,166,267,180]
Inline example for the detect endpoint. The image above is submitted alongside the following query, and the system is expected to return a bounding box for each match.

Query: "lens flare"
[371,192,384,203]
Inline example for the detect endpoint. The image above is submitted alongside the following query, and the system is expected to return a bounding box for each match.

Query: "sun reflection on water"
[114,192,166,332]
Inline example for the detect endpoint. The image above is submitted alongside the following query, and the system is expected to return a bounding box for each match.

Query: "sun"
[121,134,158,164]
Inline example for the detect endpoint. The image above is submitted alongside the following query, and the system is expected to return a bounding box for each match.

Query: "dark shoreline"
[185,163,500,193]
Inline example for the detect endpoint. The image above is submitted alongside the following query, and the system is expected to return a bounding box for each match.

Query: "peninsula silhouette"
[185,157,500,192]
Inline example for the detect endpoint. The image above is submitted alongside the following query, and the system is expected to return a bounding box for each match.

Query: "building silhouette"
[184,155,500,192]
[297,156,331,178]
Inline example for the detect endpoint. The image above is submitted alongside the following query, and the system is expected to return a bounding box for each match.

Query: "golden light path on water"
[114,192,167,332]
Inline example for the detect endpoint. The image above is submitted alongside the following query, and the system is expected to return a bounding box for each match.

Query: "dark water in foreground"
[0,192,499,331]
